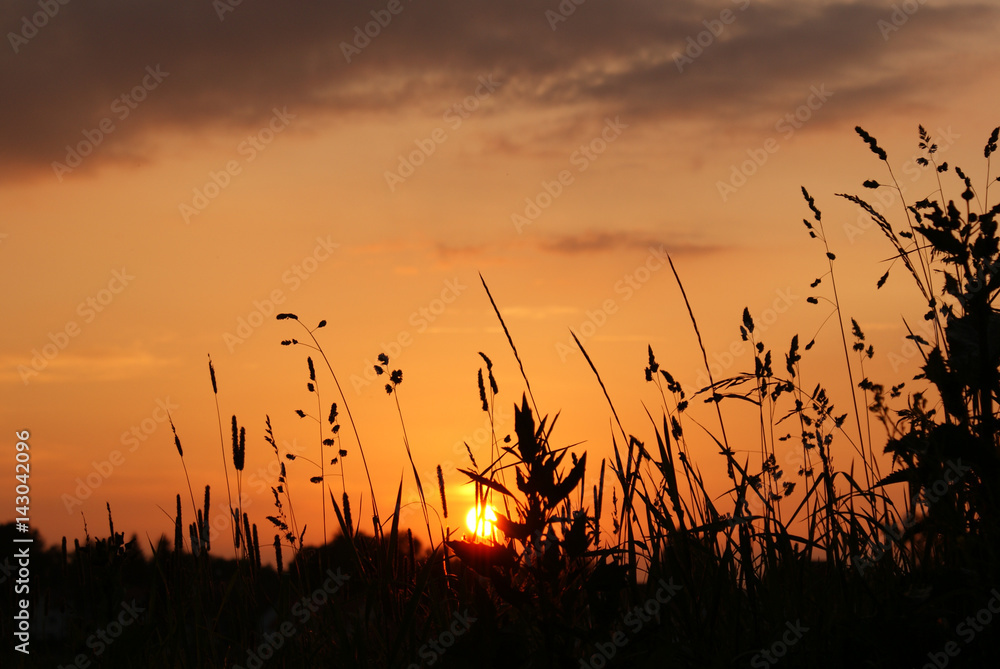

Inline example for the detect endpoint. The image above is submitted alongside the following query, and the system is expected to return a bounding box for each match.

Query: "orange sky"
[3,0,1000,556]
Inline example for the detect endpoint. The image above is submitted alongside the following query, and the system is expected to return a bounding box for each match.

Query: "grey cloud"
[1,0,996,178]
[535,230,719,256]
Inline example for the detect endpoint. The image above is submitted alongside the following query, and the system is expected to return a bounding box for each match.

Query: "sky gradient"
[3,0,1000,554]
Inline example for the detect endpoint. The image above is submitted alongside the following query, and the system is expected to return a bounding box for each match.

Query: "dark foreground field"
[5,126,1000,668]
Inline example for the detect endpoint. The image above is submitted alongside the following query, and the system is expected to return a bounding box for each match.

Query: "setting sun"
[6,0,1000,664]
[465,504,498,541]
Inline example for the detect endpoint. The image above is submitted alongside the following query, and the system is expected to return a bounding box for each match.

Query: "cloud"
[1,0,997,178]
[498,305,580,321]
[349,231,717,263]
[535,229,719,256]
[349,239,508,268]
[0,347,177,385]
[433,242,495,262]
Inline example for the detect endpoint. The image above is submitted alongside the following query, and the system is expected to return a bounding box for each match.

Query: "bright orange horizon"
[3,0,1000,556]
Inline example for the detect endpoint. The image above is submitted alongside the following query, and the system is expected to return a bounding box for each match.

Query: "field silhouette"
[4,126,1000,668]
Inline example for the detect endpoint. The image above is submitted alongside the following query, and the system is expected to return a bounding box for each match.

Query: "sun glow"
[465,504,498,541]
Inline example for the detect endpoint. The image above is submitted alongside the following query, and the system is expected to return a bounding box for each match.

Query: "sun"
[465,504,498,541]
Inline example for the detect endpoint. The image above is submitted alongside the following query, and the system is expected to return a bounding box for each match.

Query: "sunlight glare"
[465,504,498,541]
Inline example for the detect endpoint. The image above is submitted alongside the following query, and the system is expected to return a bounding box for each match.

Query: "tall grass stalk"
[279,313,382,539]
[801,188,874,492]
[168,414,200,549]
[208,355,237,557]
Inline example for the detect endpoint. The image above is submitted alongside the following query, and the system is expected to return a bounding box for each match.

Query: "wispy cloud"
[0,348,176,385]
[348,231,718,264]
[535,230,719,256]
[497,305,581,321]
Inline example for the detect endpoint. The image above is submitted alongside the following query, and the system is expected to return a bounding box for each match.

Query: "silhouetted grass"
[5,125,1000,668]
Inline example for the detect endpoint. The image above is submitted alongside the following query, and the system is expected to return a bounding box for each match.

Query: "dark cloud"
[535,229,718,255]
[364,231,718,263]
[1,0,997,178]
[433,242,493,262]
